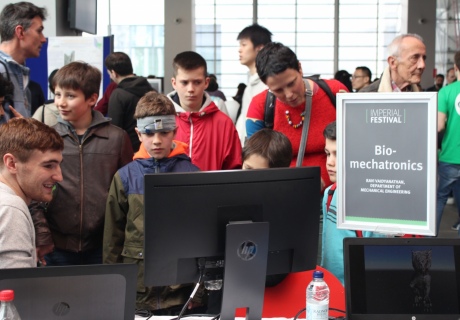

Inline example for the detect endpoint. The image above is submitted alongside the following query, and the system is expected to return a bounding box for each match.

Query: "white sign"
[337,92,437,236]
[47,36,105,98]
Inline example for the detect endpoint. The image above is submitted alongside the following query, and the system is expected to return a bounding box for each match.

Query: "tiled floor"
[438,201,459,238]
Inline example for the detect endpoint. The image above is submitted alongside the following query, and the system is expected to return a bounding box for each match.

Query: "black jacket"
[108,76,154,151]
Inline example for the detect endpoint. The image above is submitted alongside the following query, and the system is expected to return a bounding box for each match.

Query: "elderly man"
[360,34,426,92]
[0,2,47,123]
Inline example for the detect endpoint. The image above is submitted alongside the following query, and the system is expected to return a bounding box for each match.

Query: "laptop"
[344,237,460,320]
[0,263,137,320]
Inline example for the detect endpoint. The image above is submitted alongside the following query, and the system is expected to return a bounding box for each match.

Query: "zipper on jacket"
[188,116,193,158]
[78,143,84,252]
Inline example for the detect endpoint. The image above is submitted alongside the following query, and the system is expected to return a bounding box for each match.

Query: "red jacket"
[170,93,242,171]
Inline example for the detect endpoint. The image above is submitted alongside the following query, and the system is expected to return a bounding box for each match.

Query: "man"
[425,74,444,92]
[446,67,456,85]
[0,118,63,268]
[105,52,154,151]
[0,2,47,123]
[360,34,426,92]
[235,24,272,145]
[436,50,460,235]
[351,66,372,92]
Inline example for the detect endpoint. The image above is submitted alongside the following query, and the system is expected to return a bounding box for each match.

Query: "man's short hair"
[242,128,292,168]
[104,52,134,76]
[53,61,101,100]
[172,51,207,77]
[256,42,300,84]
[0,117,63,165]
[387,33,424,58]
[356,66,372,82]
[237,23,272,47]
[134,91,176,119]
[323,121,337,141]
[0,2,47,42]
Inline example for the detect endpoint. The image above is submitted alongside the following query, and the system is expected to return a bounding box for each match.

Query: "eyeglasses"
[351,75,364,80]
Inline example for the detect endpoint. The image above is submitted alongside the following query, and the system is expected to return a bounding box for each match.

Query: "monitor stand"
[220,221,269,320]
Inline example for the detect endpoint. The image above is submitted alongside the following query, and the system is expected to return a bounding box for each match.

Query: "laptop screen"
[344,237,460,320]
[0,264,137,320]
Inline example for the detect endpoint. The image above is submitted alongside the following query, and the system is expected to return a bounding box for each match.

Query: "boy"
[321,121,382,284]
[0,118,63,268]
[236,24,272,145]
[167,51,242,171]
[32,61,133,266]
[242,128,292,169]
[103,91,203,314]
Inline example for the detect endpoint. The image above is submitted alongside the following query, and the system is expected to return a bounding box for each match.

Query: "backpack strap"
[0,59,10,81]
[326,183,337,212]
[306,76,336,107]
[263,76,336,129]
[0,60,14,111]
[264,91,276,129]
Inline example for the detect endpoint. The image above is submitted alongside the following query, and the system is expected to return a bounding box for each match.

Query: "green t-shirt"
[438,81,460,164]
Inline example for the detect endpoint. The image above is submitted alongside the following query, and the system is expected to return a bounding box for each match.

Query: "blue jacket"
[321,183,384,285]
[103,141,201,310]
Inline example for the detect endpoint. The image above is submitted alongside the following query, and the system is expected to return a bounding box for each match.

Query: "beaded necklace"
[284,81,311,129]
[284,110,305,129]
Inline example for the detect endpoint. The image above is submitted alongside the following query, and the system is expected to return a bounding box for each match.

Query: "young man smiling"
[0,118,63,268]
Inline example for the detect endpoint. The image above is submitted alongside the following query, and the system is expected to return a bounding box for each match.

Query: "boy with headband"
[103,91,204,315]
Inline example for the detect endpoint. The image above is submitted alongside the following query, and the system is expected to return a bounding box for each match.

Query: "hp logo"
[237,241,257,261]
[53,302,70,316]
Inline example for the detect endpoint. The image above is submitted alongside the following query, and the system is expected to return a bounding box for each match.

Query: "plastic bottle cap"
[313,270,324,279]
[0,290,14,302]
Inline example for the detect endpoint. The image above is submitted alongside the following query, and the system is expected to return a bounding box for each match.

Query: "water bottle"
[0,290,21,320]
[306,270,329,320]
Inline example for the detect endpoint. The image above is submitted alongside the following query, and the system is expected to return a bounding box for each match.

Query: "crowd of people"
[0,0,459,317]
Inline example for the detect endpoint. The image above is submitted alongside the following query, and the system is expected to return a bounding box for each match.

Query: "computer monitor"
[0,264,137,320]
[146,77,163,93]
[143,167,321,319]
[344,237,460,320]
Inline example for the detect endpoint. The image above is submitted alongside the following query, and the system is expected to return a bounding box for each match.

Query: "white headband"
[137,115,177,134]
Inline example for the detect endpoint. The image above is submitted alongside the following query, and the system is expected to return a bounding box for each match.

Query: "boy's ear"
[135,127,143,142]
[204,77,210,90]
[87,93,98,107]
[255,44,264,53]
[171,77,177,89]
